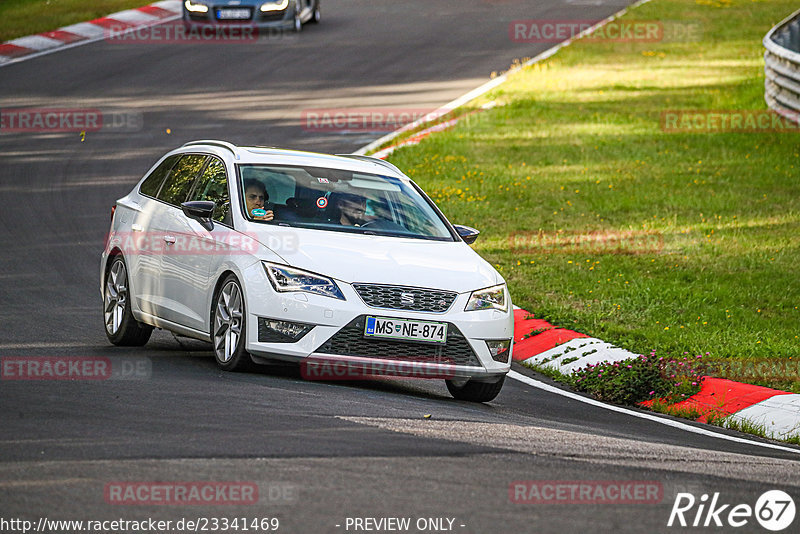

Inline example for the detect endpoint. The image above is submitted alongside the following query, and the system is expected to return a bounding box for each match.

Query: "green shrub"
[566,352,704,405]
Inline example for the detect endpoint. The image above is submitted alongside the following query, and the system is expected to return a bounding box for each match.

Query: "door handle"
[164,235,176,244]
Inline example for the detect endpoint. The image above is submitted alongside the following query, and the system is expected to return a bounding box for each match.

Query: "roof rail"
[336,154,404,176]
[182,140,240,160]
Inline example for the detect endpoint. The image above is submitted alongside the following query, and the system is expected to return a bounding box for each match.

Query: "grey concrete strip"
[340,416,800,485]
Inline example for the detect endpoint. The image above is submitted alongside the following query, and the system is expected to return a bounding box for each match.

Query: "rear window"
[157,154,207,207]
[139,154,179,198]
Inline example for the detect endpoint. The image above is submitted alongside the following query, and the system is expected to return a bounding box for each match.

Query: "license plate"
[217,8,251,20]
[364,316,447,344]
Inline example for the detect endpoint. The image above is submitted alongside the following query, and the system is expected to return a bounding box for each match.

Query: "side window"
[157,154,207,207]
[139,154,179,198]
[188,158,230,224]
[240,167,295,204]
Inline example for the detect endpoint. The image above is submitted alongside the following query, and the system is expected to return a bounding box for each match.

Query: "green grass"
[710,414,769,436]
[0,0,153,42]
[649,399,703,420]
[384,0,800,393]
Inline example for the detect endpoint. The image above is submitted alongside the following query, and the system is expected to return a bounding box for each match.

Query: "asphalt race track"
[1,1,799,533]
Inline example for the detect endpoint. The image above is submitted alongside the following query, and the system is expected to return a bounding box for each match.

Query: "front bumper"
[242,262,513,379]
[183,6,295,30]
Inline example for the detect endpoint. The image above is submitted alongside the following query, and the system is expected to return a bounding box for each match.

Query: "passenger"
[243,178,273,221]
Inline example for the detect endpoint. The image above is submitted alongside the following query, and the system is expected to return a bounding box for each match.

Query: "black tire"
[212,274,253,372]
[103,256,153,346]
[310,2,321,23]
[446,376,505,403]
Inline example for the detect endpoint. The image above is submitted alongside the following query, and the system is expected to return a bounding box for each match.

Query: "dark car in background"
[183,0,321,32]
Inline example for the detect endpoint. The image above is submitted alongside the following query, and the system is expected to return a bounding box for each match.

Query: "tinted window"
[188,158,230,224]
[157,154,207,206]
[139,154,179,198]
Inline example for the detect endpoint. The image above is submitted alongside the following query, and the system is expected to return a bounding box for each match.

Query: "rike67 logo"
[668,490,795,531]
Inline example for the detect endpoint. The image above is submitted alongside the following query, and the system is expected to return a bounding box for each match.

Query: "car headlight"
[465,284,507,312]
[261,0,289,11]
[263,262,345,300]
[184,0,209,13]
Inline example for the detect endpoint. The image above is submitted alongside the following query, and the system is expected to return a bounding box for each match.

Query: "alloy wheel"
[104,260,128,335]
[214,281,243,363]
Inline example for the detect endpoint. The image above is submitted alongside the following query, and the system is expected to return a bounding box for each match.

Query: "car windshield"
[237,164,455,241]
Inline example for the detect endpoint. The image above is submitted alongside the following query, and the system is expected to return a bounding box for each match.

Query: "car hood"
[251,225,501,292]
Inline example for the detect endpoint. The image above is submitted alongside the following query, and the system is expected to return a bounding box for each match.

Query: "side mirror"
[454,224,480,245]
[181,201,215,229]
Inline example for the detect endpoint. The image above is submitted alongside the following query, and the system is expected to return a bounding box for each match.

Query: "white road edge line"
[507,370,800,455]
[355,0,654,156]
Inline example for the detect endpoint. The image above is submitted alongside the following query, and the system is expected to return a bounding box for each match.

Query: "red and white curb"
[512,307,628,373]
[652,378,800,439]
[0,0,181,67]
[512,307,800,440]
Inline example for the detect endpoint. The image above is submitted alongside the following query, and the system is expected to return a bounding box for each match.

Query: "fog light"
[486,339,511,363]
[258,318,313,343]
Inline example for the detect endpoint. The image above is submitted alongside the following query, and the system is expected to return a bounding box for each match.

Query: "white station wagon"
[101,141,513,401]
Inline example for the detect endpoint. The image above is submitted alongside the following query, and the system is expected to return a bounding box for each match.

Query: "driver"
[332,193,366,226]
[243,178,273,221]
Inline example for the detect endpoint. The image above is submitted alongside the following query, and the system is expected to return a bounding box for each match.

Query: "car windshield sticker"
[316,197,328,209]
